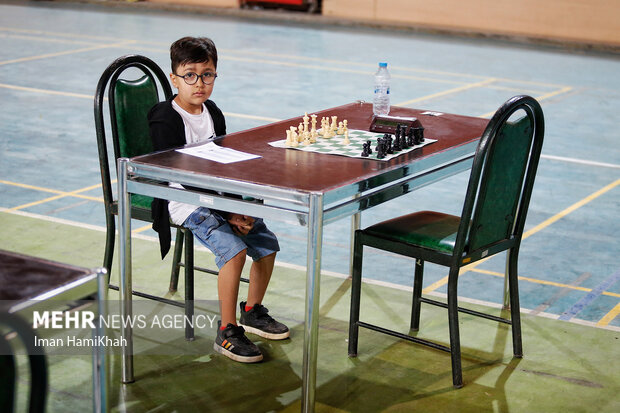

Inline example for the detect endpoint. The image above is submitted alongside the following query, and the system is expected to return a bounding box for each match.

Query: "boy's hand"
[227,214,255,236]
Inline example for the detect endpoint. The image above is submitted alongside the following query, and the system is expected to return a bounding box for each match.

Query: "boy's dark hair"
[170,37,218,73]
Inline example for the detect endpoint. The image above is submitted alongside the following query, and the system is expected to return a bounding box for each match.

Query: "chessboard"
[268,129,435,161]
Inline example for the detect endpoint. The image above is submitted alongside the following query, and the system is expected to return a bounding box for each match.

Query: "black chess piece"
[407,128,415,146]
[386,135,394,154]
[400,127,409,149]
[376,136,386,153]
[361,142,370,157]
[376,139,385,159]
[413,127,425,145]
[395,124,402,139]
[393,134,401,151]
[366,140,373,154]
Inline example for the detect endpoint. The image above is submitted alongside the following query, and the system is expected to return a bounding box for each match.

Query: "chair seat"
[363,211,460,253]
[111,200,153,223]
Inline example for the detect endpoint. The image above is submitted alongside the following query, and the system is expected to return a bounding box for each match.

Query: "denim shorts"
[183,207,280,269]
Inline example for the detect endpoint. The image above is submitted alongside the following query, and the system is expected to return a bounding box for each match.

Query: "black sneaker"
[213,321,263,363]
[238,302,290,340]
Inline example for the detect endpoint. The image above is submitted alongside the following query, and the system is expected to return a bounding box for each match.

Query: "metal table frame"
[1,251,108,413]
[117,104,484,412]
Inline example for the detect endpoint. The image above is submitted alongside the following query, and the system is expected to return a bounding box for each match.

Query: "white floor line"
[541,154,620,169]
[2,207,618,332]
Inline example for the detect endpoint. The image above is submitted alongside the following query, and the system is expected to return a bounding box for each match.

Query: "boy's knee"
[259,252,276,262]
[228,249,247,265]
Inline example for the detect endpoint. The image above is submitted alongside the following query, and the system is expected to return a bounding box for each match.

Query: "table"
[0,249,108,413]
[117,102,488,412]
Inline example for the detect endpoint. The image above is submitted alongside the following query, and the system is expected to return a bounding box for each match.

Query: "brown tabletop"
[0,250,95,312]
[131,102,489,194]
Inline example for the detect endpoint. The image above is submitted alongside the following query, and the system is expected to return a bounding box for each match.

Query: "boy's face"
[170,60,216,114]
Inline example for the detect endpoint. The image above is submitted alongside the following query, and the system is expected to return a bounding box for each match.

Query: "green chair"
[94,54,214,340]
[348,95,545,387]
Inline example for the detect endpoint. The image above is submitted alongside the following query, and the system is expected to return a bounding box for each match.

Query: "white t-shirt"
[168,100,216,225]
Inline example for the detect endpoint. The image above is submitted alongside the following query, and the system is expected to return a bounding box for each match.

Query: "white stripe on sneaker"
[238,323,290,340]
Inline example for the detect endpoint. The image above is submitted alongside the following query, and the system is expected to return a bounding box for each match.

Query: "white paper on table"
[176,141,261,164]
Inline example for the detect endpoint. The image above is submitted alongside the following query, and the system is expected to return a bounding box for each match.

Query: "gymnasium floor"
[0,1,619,412]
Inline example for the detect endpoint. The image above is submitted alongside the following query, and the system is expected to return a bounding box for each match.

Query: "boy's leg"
[238,219,288,339]
[218,249,246,327]
[184,208,265,362]
[239,252,288,339]
[246,252,276,307]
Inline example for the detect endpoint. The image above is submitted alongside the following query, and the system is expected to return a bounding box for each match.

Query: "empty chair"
[348,95,545,387]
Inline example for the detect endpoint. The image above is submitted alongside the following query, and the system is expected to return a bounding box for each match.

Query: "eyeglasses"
[173,72,218,85]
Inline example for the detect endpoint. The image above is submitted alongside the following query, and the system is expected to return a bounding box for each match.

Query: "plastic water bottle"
[373,62,391,116]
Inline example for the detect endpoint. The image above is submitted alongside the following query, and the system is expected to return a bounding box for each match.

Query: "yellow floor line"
[471,268,620,298]
[395,78,497,107]
[522,178,619,239]
[0,29,571,121]
[4,178,150,234]
[1,179,103,200]
[222,54,468,85]
[0,83,94,99]
[11,193,70,211]
[0,26,134,42]
[0,27,571,90]
[597,302,620,326]
[0,32,96,46]
[0,179,68,194]
[1,179,104,210]
[423,177,620,294]
[478,86,573,117]
[132,223,153,234]
[0,84,280,123]
[486,84,545,96]
[0,41,136,66]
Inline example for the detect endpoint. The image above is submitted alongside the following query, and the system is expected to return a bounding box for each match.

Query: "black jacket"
[148,95,226,258]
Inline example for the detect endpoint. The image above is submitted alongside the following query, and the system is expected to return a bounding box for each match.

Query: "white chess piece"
[298,123,304,142]
[290,126,299,147]
[310,114,318,142]
[285,129,292,147]
[330,116,338,133]
[343,129,350,145]
[321,118,330,138]
[337,121,344,135]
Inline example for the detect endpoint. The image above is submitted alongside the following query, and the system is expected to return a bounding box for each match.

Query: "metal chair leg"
[507,248,523,357]
[447,266,463,388]
[103,213,115,284]
[169,229,184,293]
[411,259,424,331]
[184,229,195,341]
[348,232,364,357]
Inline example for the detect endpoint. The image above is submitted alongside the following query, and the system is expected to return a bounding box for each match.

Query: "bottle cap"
[379,62,387,67]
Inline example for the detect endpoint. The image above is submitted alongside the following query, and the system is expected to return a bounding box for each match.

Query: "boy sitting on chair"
[149,36,289,363]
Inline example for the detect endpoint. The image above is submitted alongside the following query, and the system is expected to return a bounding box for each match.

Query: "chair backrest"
[94,55,172,210]
[455,95,544,257]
